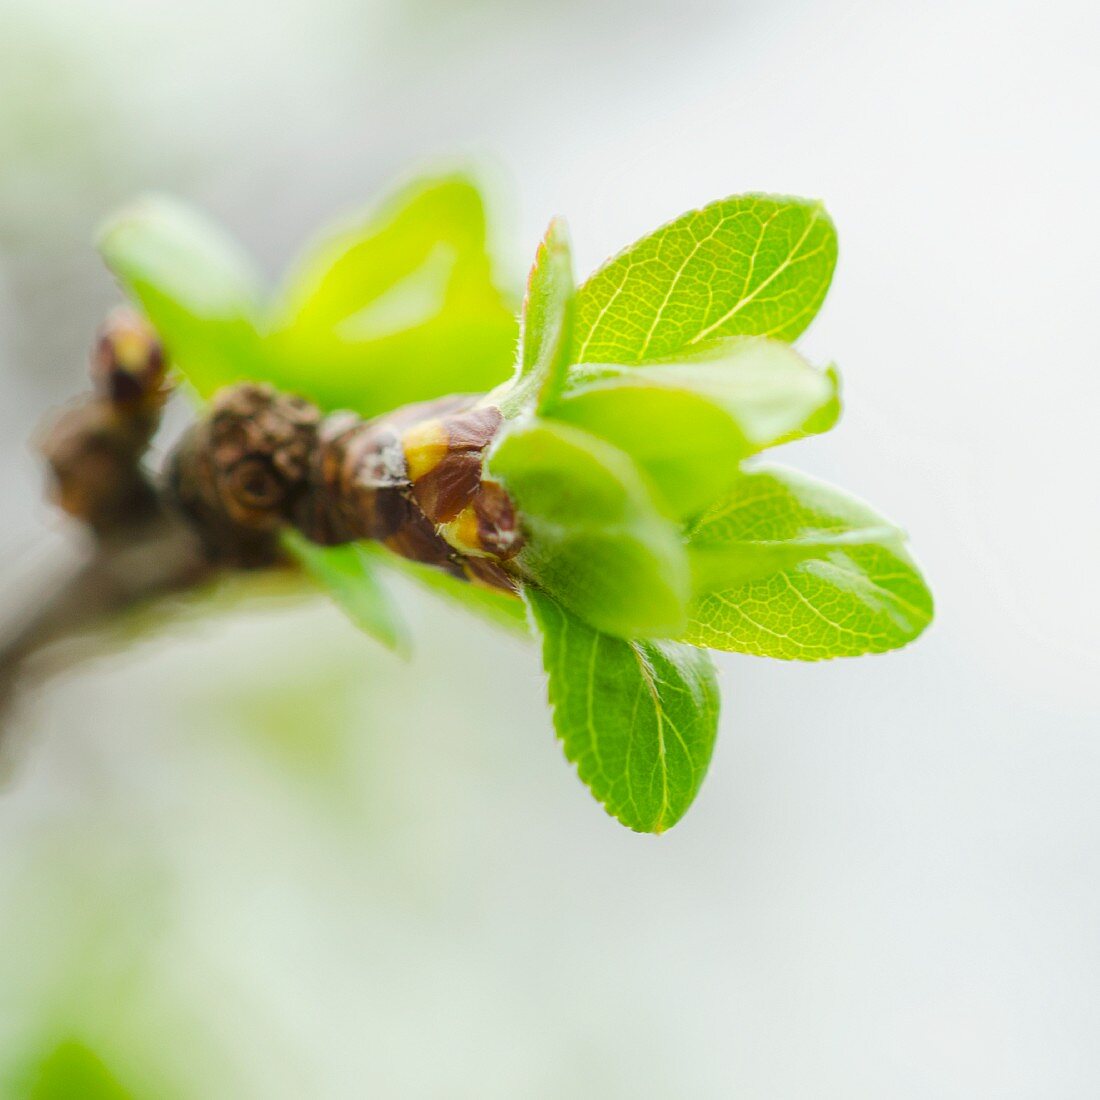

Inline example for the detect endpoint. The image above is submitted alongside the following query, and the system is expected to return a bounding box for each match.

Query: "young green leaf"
[283,532,410,655]
[573,194,836,364]
[97,194,266,397]
[550,337,839,518]
[494,217,575,417]
[489,419,689,638]
[264,174,518,416]
[683,466,933,659]
[798,363,842,440]
[528,588,719,833]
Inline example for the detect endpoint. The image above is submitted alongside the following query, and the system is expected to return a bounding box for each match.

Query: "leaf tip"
[95,191,189,250]
[542,215,571,247]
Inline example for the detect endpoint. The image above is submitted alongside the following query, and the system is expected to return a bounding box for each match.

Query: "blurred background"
[1,0,1098,1095]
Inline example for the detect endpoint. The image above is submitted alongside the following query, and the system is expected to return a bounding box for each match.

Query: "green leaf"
[551,337,839,518]
[263,174,518,416]
[489,418,689,638]
[494,218,575,417]
[98,176,519,412]
[527,588,719,833]
[573,194,836,363]
[683,466,933,659]
[97,194,266,397]
[18,1040,135,1100]
[368,546,529,635]
[283,532,409,655]
[798,362,842,439]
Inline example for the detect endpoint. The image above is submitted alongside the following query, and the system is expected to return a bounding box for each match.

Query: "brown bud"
[461,555,520,593]
[471,479,522,559]
[300,411,412,544]
[38,309,171,534]
[168,383,321,566]
[405,405,503,524]
[166,384,523,589]
[90,307,166,407]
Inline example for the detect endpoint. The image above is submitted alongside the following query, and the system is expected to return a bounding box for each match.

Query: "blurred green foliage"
[99,175,518,416]
[14,1040,135,1100]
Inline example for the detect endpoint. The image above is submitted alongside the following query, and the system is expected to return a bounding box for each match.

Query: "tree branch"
[2,308,523,726]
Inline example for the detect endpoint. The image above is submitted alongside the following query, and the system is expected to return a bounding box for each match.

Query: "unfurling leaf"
[550,337,839,518]
[573,194,836,363]
[264,174,518,416]
[99,175,518,417]
[283,532,410,655]
[494,217,575,417]
[97,194,266,397]
[528,588,719,833]
[683,466,933,659]
[489,418,689,638]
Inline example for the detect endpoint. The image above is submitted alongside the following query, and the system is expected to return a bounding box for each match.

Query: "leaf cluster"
[100,175,932,832]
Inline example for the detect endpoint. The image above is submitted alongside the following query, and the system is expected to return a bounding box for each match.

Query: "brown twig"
[167,384,522,588]
[0,310,211,724]
[1,308,524,726]
[0,518,212,719]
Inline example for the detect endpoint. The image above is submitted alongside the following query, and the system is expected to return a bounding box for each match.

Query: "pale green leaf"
[684,466,933,659]
[97,194,266,396]
[797,362,842,440]
[573,194,836,363]
[493,217,575,417]
[283,532,409,655]
[263,174,518,416]
[551,337,839,518]
[489,419,689,638]
[528,588,718,833]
